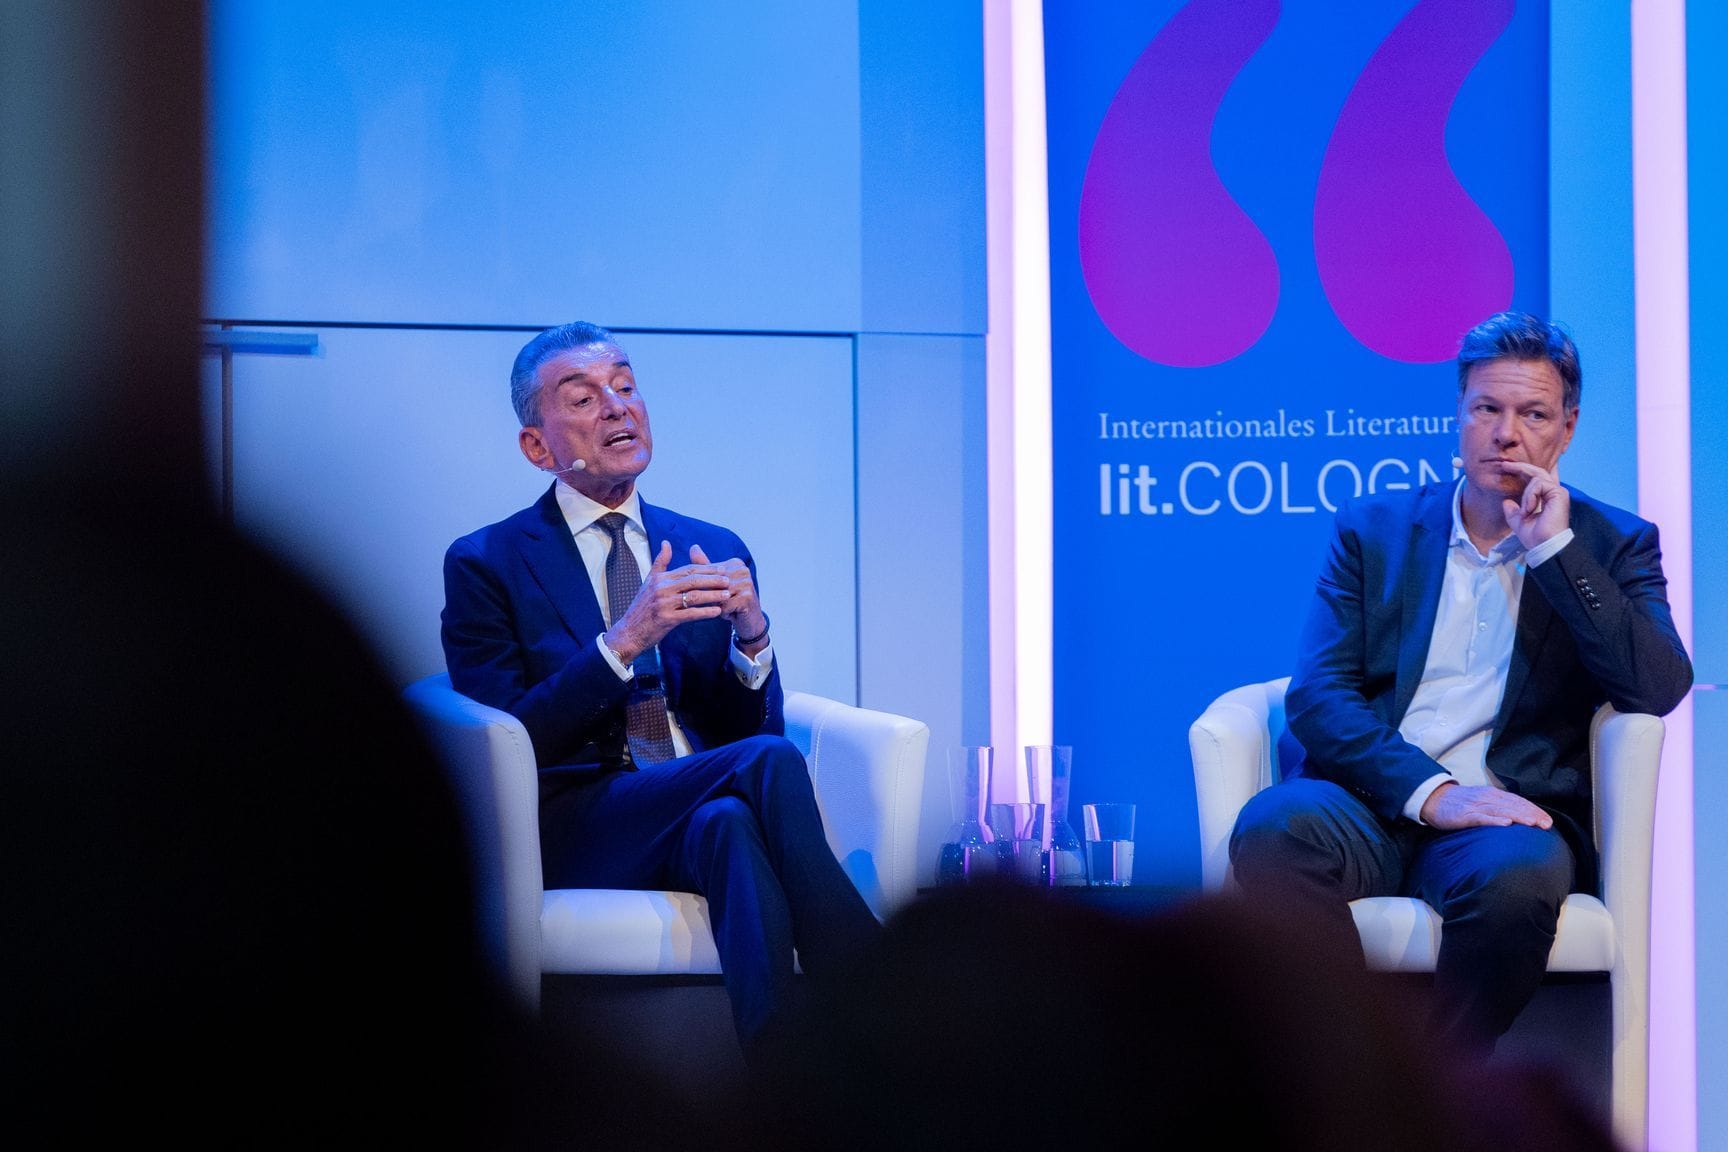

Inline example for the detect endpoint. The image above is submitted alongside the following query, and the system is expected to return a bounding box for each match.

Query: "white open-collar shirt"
[1398,480,1573,822]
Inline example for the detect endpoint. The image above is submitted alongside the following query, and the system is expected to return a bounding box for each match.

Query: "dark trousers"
[539,735,881,1048]
[1228,777,1574,1053]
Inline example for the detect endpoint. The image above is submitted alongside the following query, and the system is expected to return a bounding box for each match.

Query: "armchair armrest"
[402,673,543,1005]
[1590,705,1663,939]
[786,691,929,920]
[1188,677,1290,890]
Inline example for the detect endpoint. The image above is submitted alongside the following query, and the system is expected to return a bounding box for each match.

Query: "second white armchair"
[1187,675,1663,1151]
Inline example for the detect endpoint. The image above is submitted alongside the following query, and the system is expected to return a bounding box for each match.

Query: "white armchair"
[401,673,929,1011]
[1188,676,1663,1152]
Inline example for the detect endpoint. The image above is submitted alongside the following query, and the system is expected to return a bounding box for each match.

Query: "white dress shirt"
[1399,481,1573,822]
[553,480,774,760]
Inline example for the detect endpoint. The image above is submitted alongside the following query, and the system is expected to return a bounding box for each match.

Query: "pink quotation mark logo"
[1081,0,1517,368]
[1079,0,1281,369]
[1314,0,1516,363]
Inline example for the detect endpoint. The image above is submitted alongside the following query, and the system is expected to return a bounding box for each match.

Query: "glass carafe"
[936,745,1004,883]
[1026,744,1086,886]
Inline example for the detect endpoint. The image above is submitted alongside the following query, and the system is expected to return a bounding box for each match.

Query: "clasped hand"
[604,542,766,665]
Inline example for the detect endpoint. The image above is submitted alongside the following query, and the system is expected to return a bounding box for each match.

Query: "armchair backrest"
[785,691,930,918]
[1187,676,1289,889]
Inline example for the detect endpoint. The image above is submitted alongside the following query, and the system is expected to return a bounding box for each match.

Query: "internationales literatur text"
[1097,408,1456,441]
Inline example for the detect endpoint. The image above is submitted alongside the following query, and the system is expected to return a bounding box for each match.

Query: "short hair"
[509,321,621,426]
[1455,311,1582,411]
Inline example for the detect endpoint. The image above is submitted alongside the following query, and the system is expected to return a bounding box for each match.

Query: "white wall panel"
[859,0,987,335]
[207,1,862,331]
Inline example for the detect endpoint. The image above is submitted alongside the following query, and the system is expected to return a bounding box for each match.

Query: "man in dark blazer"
[1229,311,1691,1053]
[441,321,880,1058]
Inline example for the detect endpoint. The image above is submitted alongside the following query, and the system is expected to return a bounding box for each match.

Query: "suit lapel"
[515,485,605,643]
[1495,550,1555,741]
[639,499,681,563]
[1392,486,1455,722]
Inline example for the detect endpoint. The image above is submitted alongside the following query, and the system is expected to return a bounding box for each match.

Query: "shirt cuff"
[1525,528,1574,568]
[1404,773,1455,824]
[730,639,774,690]
[597,633,633,681]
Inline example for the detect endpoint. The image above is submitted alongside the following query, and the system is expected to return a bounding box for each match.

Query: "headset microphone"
[547,459,588,474]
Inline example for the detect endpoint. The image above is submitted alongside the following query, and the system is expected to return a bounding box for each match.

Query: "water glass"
[1082,802,1135,887]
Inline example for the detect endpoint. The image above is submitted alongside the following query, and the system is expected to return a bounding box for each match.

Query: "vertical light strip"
[1632,3,1695,1150]
[983,0,1018,770]
[1009,1,1053,754]
[984,0,1055,786]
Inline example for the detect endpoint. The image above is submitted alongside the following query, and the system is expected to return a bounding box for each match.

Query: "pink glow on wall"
[1633,2,1695,1150]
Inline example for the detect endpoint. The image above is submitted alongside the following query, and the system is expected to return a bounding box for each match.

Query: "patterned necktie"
[597,513,676,765]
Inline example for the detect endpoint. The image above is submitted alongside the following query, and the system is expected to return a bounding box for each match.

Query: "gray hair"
[508,321,621,426]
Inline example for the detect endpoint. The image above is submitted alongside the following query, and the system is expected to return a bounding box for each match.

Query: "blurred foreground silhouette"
[760,881,1620,1152]
[0,4,716,1145]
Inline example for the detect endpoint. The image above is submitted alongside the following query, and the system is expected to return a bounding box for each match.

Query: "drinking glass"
[1082,802,1135,887]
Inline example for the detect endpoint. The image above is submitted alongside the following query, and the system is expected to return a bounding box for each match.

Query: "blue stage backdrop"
[1044,0,1550,887]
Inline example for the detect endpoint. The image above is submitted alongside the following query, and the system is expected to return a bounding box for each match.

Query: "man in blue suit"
[1229,311,1692,1053]
[441,321,880,1058]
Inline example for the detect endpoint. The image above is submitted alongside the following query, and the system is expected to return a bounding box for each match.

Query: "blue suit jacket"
[1281,482,1691,882]
[441,485,783,800]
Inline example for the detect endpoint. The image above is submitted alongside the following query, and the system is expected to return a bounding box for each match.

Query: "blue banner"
[1045,0,1550,886]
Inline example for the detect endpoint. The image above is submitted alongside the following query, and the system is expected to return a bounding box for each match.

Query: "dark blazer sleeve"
[441,532,631,767]
[1524,514,1691,717]
[1284,501,1448,823]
